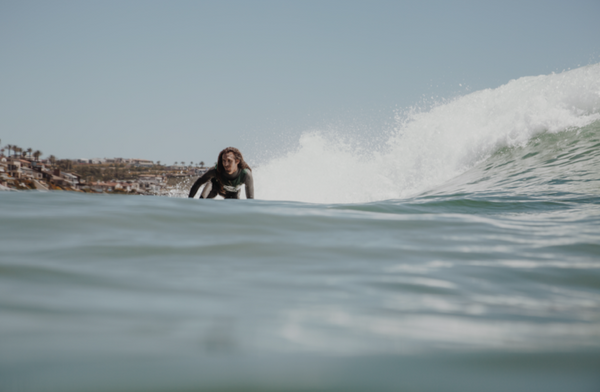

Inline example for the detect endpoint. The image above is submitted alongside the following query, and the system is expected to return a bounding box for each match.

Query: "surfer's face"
[222,152,239,175]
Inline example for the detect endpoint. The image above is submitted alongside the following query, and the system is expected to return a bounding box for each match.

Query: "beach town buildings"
[76,158,155,167]
[0,156,80,191]
[0,154,190,194]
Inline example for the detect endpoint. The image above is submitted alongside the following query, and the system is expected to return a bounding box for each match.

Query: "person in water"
[188,147,254,199]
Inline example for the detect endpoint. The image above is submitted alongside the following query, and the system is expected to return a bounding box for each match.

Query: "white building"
[61,172,79,186]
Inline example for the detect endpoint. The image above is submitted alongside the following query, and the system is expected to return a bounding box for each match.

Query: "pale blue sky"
[1,0,599,165]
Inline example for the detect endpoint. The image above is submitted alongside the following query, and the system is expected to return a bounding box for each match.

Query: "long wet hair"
[215,147,251,193]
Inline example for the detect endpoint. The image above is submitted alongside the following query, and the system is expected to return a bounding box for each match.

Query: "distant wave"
[255,64,600,204]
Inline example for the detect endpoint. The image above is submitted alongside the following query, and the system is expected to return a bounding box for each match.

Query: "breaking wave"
[255,64,600,204]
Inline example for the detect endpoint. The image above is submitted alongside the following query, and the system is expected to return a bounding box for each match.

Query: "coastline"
[0,154,205,196]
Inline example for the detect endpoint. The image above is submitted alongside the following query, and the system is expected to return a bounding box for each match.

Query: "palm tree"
[6,144,11,157]
[26,148,32,159]
[49,155,56,165]
[200,161,205,168]
[33,150,42,161]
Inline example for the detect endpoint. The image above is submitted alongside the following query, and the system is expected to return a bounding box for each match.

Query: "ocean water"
[2,65,600,392]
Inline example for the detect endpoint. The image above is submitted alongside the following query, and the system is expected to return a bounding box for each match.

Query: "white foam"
[256,64,600,204]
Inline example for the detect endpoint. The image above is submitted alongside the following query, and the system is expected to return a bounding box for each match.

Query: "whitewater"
[1,65,599,392]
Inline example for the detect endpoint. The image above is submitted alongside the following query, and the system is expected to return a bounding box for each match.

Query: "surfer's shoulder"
[241,168,252,181]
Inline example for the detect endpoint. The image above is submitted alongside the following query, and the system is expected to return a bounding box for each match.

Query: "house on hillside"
[61,172,80,187]
[21,167,43,180]
[5,158,43,181]
[132,159,154,167]
[7,160,22,179]
[17,159,32,169]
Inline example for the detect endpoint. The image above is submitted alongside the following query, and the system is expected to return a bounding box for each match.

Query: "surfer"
[188,147,254,199]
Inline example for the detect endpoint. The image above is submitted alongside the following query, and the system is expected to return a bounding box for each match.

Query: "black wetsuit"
[188,168,254,199]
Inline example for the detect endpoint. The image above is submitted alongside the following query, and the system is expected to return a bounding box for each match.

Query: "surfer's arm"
[188,169,216,198]
[244,170,254,199]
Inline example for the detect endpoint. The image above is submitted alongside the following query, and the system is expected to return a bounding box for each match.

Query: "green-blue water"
[2,67,600,391]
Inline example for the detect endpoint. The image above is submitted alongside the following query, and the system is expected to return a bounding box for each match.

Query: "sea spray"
[255,64,600,204]
[164,176,195,198]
